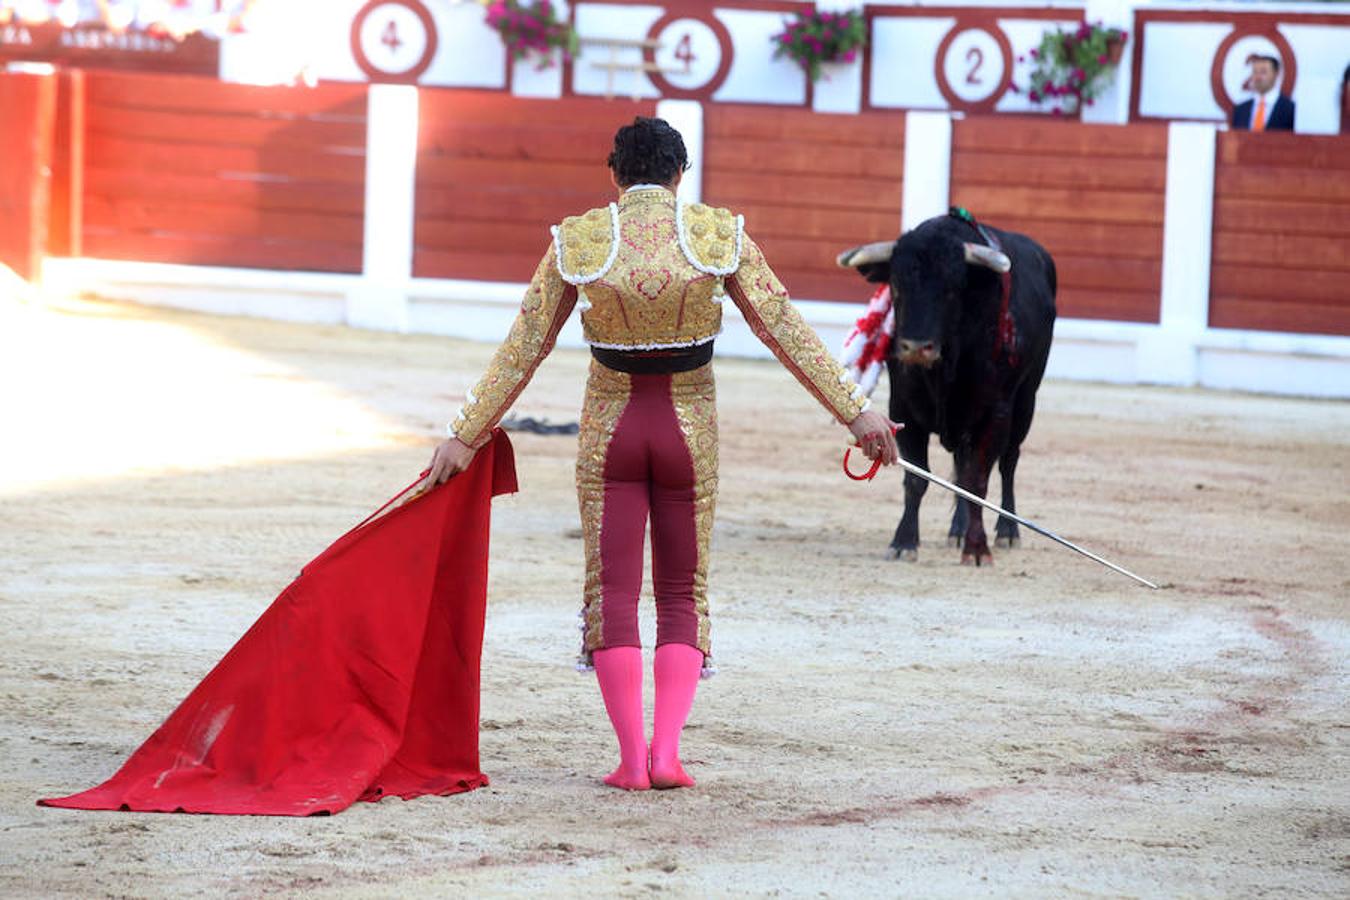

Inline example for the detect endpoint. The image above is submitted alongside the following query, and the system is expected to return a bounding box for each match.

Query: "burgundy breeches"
[576,360,718,667]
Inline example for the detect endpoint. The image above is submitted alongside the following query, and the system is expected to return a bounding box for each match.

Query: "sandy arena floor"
[1,296,1347,898]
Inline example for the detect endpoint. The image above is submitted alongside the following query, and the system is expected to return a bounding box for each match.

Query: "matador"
[426,117,900,791]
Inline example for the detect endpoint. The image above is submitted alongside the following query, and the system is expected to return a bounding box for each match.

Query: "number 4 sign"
[381,20,403,54]
[644,13,734,99]
[351,0,439,84]
[673,32,696,73]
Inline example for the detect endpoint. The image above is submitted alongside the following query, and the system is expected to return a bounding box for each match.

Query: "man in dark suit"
[1232,55,1295,132]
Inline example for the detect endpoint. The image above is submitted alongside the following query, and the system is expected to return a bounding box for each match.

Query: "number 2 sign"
[966,46,984,85]
[936,24,1013,112]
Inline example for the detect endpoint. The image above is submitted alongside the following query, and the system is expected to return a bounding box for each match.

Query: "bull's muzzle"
[897,339,941,366]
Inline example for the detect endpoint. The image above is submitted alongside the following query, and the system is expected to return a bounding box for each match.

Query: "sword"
[845,439,1159,590]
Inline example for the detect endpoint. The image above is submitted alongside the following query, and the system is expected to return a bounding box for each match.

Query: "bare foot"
[649,758,695,789]
[604,765,651,791]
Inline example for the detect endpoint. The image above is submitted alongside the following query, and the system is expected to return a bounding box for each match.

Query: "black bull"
[839,213,1057,565]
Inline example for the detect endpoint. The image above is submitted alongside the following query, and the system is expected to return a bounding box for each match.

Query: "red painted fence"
[0,71,57,281]
[4,70,1349,341]
[80,71,367,273]
[1209,132,1350,336]
[703,104,905,303]
[413,92,655,283]
[950,118,1168,324]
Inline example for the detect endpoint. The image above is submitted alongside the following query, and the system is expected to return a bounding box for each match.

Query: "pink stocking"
[650,643,702,788]
[591,646,650,790]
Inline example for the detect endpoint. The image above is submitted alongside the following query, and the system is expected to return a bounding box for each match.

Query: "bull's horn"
[836,241,895,269]
[963,243,1012,273]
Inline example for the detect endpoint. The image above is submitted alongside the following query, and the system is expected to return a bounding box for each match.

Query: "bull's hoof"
[994,535,1021,549]
[960,551,995,567]
[946,535,963,548]
[887,546,919,562]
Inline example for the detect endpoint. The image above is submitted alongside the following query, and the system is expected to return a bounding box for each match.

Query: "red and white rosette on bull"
[839,283,893,399]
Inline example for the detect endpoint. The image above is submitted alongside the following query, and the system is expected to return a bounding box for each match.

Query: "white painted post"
[900,110,952,231]
[511,56,565,99]
[1138,121,1216,385]
[656,98,704,204]
[347,83,419,332]
[812,60,864,115]
[1081,0,1135,126]
[811,0,863,114]
[510,1,568,99]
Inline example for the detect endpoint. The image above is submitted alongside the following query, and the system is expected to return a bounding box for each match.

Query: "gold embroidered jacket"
[449,187,870,447]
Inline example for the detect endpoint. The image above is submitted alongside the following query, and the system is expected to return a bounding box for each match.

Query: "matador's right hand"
[424,437,477,490]
[847,410,902,465]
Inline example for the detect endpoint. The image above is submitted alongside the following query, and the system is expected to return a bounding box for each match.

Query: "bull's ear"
[836,240,895,284]
[855,262,892,284]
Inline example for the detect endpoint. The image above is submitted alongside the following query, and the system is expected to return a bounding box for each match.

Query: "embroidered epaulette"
[677,202,743,276]
[552,204,620,285]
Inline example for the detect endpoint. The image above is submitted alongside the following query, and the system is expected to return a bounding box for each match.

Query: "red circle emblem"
[1209,27,1297,118]
[350,0,439,85]
[642,12,735,100]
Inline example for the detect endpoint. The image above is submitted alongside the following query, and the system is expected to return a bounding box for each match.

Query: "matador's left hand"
[424,437,477,490]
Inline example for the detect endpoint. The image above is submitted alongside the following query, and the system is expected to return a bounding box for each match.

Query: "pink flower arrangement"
[771,8,867,82]
[1017,20,1127,116]
[484,0,578,68]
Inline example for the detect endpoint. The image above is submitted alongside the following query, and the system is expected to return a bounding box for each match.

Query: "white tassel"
[859,360,882,396]
[575,613,593,673]
[840,336,865,368]
[587,329,721,352]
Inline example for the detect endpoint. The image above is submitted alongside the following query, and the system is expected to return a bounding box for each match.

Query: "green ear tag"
[949,206,973,223]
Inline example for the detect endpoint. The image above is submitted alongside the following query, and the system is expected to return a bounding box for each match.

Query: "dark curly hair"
[606,117,690,188]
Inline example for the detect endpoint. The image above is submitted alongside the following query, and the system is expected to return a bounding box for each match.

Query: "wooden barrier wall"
[950,118,1168,324]
[413,93,655,282]
[48,70,86,258]
[702,105,905,302]
[1210,132,1350,336]
[0,72,57,281]
[9,68,1350,343]
[81,72,367,273]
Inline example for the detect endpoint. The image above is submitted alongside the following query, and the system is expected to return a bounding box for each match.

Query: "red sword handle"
[842,424,899,481]
[843,448,884,481]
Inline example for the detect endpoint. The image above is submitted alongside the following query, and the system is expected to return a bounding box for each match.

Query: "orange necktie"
[1253,97,1267,132]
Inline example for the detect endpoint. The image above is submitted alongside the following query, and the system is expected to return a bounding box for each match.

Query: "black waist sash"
[591,342,714,374]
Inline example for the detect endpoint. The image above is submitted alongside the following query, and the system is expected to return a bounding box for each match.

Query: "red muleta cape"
[38,431,518,816]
